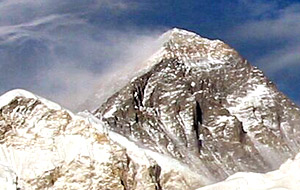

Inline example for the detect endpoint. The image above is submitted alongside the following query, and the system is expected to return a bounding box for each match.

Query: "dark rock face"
[94,29,300,181]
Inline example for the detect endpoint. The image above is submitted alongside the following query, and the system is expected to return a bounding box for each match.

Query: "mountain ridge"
[0,88,208,189]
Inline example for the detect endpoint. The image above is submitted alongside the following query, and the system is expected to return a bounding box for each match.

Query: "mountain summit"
[1,28,300,189]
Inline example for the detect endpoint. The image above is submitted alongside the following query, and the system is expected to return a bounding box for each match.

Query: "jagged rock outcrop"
[94,28,300,181]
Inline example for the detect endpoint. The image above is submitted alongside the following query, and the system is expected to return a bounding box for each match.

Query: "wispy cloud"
[0,0,166,111]
[231,3,300,41]
[0,0,137,25]
[227,2,300,76]
[36,25,165,111]
[237,0,278,17]
[255,45,300,73]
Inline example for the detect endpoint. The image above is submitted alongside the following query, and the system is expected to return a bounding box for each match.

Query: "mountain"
[1,28,300,189]
[94,28,300,180]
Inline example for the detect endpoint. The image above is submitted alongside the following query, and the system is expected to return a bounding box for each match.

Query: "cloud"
[237,0,278,17]
[231,4,300,41]
[0,0,166,111]
[255,45,300,73]
[0,0,136,25]
[227,2,300,76]
[35,24,165,111]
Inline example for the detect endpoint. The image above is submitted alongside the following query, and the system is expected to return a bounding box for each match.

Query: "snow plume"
[0,0,166,111]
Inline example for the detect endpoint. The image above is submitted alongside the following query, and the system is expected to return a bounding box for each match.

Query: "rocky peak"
[79,28,241,111]
[162,28,236,63]
[95,28,300,181]
[142,28,240,72]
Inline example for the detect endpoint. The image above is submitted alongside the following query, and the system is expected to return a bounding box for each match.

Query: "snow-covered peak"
[0,89,62,111]
[159,28,199,41]
[144,28,240,72]
[0,89,36,109]
[158,28,220,50]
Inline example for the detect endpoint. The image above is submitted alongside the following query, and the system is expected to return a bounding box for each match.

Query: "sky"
[0,0,299,110]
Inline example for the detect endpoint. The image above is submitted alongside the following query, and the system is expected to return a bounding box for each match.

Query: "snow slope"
[197,153,300,190]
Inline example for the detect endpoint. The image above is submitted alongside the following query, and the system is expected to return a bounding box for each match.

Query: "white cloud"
[35,24,165,111]
[0,0,137,26]
[227,2,300,76]
[256,45,300,73]
[230,3,300,41]
[238,0,278,17]
[0,1,166,111]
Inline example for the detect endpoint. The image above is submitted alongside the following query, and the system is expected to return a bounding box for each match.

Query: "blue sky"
[0,0,299,110]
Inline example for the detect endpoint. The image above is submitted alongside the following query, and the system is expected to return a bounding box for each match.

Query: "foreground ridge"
[0,89,207,189]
